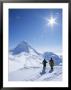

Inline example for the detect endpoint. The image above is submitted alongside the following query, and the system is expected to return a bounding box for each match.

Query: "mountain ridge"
[10,41,40,55]
[9,40,62,65]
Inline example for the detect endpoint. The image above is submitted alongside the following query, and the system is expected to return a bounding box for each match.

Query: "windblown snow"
[9,41,62,81]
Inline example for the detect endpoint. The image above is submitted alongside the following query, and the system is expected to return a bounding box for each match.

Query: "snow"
[37,66,62,81]
[8,66,62,81]
[9,52,62,81]
[9,52,42,72]
[29,48,38,55]
[9,41,62,81]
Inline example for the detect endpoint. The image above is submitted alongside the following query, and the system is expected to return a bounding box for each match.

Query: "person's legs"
[44,66,46,73]
[51,66,53,71]
[42,66,46,73]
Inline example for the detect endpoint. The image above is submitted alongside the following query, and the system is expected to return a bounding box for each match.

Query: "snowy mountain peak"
[10,41,39,55]
[18,41,30,47]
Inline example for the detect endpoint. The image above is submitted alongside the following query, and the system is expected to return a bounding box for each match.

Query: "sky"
[9,9,62,55]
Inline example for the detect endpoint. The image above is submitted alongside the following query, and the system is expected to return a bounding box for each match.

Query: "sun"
[45,16,57,28]
[48,16,56,27]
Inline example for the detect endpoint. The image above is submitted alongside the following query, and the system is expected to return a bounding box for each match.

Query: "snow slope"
[9,66,62,81]
[9,41,62,81]
[9,52,62,81]
[9,52,42,72]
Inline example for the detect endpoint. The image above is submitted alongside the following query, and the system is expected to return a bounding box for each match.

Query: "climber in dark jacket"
[49,58,54,71]
[42,59,47,73]
[42,59,47,68]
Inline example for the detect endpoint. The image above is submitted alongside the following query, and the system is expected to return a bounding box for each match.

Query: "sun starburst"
[48,16,56,27]
[45,16,57,28]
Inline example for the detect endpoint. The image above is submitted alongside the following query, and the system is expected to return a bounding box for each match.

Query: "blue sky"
[9,9,62,54]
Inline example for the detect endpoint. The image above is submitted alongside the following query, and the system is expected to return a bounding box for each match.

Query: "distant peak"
[20,40,28,45]
[18,40,30,47]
